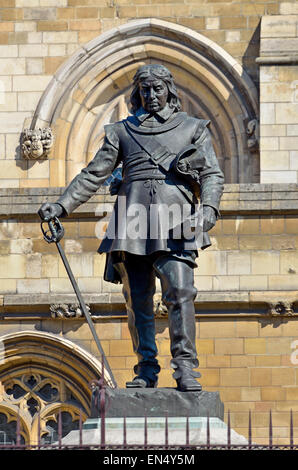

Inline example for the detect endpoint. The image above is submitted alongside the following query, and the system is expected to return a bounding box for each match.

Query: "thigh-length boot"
[153,255,201,391]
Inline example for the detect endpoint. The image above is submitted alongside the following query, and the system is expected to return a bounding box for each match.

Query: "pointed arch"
[30,18,259,185]
[0,330,113,444]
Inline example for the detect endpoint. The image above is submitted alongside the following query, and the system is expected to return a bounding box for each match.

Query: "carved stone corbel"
[246,118,259,153]
[21,127,53,159]
[50,303,90,319]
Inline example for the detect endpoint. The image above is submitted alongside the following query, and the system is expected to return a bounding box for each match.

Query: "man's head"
[130,64,181,114]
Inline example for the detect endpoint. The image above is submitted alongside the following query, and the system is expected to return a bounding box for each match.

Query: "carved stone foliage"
[50,303,90,318]
[249,292,297,323]
[267,301,295,317]
[21,127,53,160]
[153,294,168,318]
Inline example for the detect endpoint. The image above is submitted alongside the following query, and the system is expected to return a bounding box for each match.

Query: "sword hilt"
[41,216,65,244]
[39,213,117,388]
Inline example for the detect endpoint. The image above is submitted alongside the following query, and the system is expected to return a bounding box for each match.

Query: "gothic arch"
[30,18,259,185]
[0,331,113,444]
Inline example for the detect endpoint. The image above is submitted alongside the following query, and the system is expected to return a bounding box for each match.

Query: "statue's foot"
[176,375,202,392]
[126,376,157,389]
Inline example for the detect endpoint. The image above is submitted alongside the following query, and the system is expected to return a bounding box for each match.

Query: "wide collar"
[134,104,175,123]
[125,111,187,135]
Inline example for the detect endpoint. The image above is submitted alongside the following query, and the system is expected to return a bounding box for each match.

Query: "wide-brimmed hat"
[173,144,208,190]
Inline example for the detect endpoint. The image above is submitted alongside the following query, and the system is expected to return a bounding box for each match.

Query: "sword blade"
[56,241,117,388]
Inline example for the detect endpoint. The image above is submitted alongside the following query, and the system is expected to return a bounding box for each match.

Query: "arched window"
[0,411,26,445]
[0,331,111,445]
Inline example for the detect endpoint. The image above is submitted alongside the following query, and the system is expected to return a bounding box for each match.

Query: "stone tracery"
[0,331,112,445]
[1,372,82,444]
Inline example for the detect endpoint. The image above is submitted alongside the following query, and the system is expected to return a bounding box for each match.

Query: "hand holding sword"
[38,203,117,388]
[38,202,64,222]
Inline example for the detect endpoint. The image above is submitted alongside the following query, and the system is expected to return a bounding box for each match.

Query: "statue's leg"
[153,255,201,392]
[115,252,160,388]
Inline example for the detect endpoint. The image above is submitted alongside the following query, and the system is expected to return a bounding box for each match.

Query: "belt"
[123,173,166,184]
[122,174,166,202]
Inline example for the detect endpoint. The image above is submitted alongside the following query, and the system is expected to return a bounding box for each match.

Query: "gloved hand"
[109,177,122,196]
[38,202,64,221]
[203,205,217,232]
[177,159,190,173]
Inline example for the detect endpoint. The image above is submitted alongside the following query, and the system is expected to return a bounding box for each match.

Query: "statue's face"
[139,77,168,113]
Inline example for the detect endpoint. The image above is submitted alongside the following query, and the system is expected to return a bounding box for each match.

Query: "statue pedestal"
[78,416,248,446]
[91,387,224,419]
[59,388,248,446]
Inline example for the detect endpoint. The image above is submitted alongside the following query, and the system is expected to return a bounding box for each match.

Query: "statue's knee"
[162,285,197,307]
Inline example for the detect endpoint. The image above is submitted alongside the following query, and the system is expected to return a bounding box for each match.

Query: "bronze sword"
[40,216,117,388]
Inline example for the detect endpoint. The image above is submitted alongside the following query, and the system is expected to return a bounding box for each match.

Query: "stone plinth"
[60,416,248,446]
[60,388,249,446]
[91,387,224,420]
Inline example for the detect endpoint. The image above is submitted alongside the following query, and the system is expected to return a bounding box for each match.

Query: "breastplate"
[118,113,199,159]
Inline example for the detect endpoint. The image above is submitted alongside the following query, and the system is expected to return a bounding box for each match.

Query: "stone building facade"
[0,0,298,445]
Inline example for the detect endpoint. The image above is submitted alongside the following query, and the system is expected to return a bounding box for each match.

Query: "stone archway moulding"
[0,330,114,444]
[0,330,113,387]
[30,18,259,186]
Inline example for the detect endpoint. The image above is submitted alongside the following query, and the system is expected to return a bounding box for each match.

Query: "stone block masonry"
[0,1,298,447]
[1,310,297,445]
[259,15,298,184]
[0,186,298,444]
[0,187,298,296]
[0,2,296,188]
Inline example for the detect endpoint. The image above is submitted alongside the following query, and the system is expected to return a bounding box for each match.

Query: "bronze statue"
[38,64,224,392]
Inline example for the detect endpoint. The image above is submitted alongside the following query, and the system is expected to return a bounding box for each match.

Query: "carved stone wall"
[26,19,258,186]
[0,1,298,446]
[0,186,298,444]
[0,10,262,187]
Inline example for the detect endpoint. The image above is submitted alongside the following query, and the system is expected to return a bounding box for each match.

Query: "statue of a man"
[38,64,224,392]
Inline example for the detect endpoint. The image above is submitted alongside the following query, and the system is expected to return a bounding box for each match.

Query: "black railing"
[0,407,297,450]
[0,357,297,450]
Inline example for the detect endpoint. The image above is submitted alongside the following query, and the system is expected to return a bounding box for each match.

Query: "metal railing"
[0,408,297,450]
[0,358,297,450]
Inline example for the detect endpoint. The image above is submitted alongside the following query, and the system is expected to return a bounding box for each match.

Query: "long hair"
[130,64,182,114]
